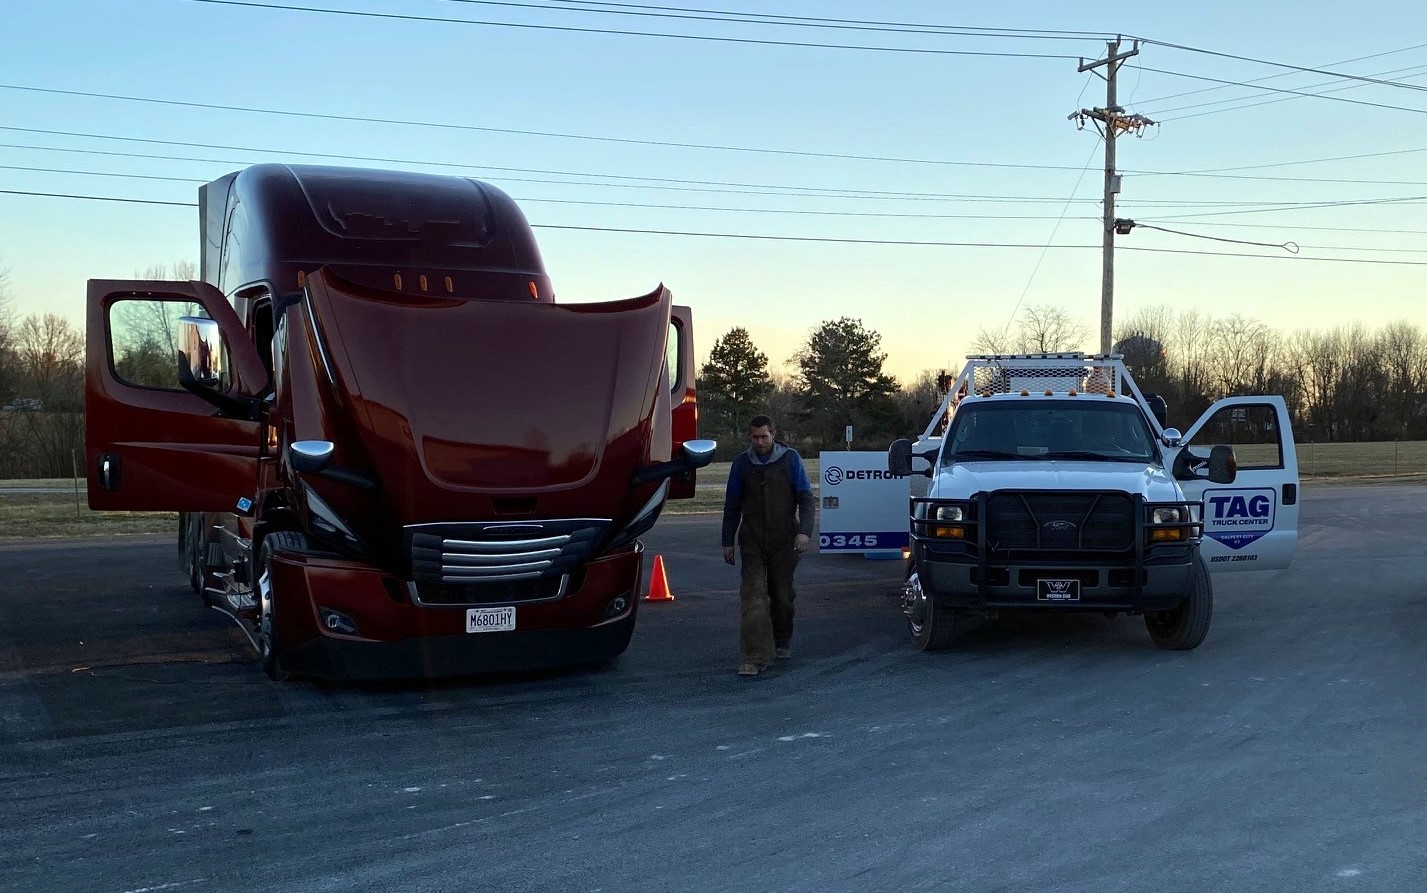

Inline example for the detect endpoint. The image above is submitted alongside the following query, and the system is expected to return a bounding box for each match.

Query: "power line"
[1127,221,1299,253]
[0,123,1101,189]
[8,187,1427,264]
[173,0,1083,58]
[1137,36,1427,94]
[1133,65,1427,117]
[12,151,1426,213]
[542,0,1108,39]
[1172,145,1427,175]
[0,188,191,207]
[1128,41,1427,108]
[0,163,1111,219]
[439,0,1110,41]
[1141,219,1427,236]
[1131,194,1427,220]
[1140,63,1427,120]
[0,156,1128,205]
[21,122,1427,190]
[0,83,1098,170]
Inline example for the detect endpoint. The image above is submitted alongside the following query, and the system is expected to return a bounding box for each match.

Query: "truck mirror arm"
[630,439,717,488]
[177,360,266,422]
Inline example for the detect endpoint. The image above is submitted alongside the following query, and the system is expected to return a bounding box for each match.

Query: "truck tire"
[1145,556,1213,650]
[256,530,309,682]
[904,568,958,651]
[181,514,203,595]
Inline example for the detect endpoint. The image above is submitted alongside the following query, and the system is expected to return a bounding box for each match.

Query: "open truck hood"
[301,269,671,523]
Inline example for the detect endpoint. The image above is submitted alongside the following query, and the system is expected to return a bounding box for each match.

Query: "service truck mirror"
[888,439,914,476]
[1209,444,1237,484]
[890,439,935,478]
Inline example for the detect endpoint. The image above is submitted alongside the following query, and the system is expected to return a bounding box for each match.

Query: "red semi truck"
[86,164,711,680]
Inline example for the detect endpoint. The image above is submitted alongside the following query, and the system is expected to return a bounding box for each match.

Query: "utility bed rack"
[919,353,1161,441]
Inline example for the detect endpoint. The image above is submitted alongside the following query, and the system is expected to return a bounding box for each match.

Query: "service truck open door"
[85,279,267,513]
[1176,395,1299,572]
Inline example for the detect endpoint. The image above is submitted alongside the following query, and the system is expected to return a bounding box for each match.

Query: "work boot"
[774,642,792,660]
[738,662,763,677]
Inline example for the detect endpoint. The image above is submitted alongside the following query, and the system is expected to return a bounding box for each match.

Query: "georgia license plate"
[466,606,516,633]
[1037,579,1081,602]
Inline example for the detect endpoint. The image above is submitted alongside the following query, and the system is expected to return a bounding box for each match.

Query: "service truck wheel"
[257,531,308,682]
[1145,556,1213,651]
[903,568,958,651]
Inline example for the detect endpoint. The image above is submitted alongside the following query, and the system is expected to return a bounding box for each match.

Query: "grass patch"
[0,493,177,538]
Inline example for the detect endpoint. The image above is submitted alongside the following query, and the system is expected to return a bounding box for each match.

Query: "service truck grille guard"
[910,494,1201,603]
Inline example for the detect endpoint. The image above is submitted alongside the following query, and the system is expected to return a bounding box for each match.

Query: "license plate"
[1037,579,1081,602]
[466,606,516,633]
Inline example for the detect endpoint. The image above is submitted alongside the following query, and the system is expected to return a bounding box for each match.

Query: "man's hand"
[794,533,810,555]
[722,546,735,566]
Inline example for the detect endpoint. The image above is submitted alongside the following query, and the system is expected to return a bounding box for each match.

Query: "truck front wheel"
[257,531,308,681]
[903,568,958,651]
[1145,557,1213,650]
[181,513,203,594]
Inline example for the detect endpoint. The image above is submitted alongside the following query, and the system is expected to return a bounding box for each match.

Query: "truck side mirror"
[177,316,224,388]
[1209,444,1237,484]
[888,439,914,476]
[680,439,717,469]
[290,440,335,474]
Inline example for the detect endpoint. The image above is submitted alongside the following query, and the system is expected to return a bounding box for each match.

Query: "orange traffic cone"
[645,554,675,602]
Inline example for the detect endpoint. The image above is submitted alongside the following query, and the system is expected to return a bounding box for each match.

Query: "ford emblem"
[1044,520,1077,532]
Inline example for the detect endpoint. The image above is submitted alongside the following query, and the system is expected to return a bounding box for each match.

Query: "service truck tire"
[257,531,309,682]
[1145,556,1213,650]
[904,568,958,651]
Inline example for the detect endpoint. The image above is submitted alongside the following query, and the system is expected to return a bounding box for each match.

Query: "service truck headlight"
[935,505,965,522]
[1151,507,1183,524]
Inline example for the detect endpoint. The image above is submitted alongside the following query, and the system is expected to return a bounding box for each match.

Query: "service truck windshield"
[942,399,1158,465]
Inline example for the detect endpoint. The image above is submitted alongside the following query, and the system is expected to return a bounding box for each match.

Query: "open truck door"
[1174,395,1299,572]
[86,279,268,512]
[667,304,699,498]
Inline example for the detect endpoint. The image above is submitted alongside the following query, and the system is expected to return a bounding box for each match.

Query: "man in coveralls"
[721,415,816,677]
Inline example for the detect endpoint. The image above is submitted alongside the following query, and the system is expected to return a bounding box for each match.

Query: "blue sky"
[3,0,1427,382]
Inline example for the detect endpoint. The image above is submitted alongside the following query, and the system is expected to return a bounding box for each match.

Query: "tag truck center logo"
[824,466,905,487]
[1203,487,1276,550]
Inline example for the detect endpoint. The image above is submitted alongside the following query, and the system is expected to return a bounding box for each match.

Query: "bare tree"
[972,304,1089,355]
[2,313,85,477]
[0,261,13,405]
[1208,315,1282,396]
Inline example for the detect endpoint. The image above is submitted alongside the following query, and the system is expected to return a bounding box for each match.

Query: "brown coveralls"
[722,448,815,667]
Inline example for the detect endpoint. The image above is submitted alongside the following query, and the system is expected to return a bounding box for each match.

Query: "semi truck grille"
[986,492,1134,553]
[410,576,567,606]
[406,519,609,584]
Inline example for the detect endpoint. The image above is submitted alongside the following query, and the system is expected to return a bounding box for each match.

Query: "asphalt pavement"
[1,486,1425,892]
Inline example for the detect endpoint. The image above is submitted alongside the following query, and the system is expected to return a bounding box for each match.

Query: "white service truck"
[883,353,1298,652]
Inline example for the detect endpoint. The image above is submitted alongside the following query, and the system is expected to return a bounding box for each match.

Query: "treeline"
[3,283,1426,478]
[0,263,193,479]
[698,306,1427,458]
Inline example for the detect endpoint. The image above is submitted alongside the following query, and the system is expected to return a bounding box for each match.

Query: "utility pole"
[1070,38,1155,354]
